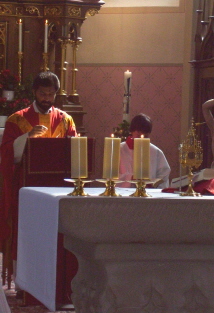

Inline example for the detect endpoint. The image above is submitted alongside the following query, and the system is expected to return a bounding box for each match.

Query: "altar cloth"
[16,187,214,311]
[16,187,111,311]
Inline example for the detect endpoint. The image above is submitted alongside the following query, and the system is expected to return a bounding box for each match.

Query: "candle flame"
[45,19,48,24]
[111,134,114,138]
[19,19,22,23]
[77,133,81,137]
[141,135,144,138]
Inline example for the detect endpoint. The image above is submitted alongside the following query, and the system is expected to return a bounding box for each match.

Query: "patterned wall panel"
[67,65,182,184]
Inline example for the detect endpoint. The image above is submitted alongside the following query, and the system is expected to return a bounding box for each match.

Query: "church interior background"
[66,0,187,181]
[2,0,214,312]
[0,0,210,183]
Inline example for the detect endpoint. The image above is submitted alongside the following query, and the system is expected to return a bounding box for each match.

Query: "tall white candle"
[133,137,150,180]
[44,20,48,53]
[123,70,132,122]
[124,70,132,94]
[18,19,22,53]
[103,136,121,179]
[71,136,88,178]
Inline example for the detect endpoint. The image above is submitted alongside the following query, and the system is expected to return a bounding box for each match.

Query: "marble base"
[64,240,214,313]
[59,193,214,313]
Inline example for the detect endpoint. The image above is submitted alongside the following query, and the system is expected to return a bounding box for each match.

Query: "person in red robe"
[0,71,77,300]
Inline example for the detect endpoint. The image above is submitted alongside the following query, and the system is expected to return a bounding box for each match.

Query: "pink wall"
[67,65,182,183]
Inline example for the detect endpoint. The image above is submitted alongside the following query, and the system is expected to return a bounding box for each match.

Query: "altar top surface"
[19,186,214,200]
[19,186,214,246]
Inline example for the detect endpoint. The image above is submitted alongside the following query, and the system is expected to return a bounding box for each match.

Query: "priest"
[0,71,77,299]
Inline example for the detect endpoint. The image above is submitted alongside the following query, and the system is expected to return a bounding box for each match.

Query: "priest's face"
[34,86,57,113]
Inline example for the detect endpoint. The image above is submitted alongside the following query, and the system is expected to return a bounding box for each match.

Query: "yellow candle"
[103,136,121,179]
[44,20,48,53]
[133,137,150,180]
[71,136,88,178]
[18,19,22,53]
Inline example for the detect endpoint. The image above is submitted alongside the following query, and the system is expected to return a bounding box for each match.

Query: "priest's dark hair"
[32,71,60,92]
[129,113,152,135]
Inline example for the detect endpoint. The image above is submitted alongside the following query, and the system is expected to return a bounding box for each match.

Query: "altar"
[16,187,214,313]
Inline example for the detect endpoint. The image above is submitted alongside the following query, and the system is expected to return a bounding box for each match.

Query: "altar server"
[119,113,171,188]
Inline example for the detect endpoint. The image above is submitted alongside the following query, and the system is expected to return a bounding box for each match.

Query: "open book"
[170,168,214,188]
[145,178,163,188]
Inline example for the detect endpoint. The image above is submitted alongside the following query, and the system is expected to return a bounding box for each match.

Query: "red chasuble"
[1,105,76,217]
[0,104,78,305]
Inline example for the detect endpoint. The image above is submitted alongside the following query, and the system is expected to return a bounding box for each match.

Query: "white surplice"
[119,141,171,188]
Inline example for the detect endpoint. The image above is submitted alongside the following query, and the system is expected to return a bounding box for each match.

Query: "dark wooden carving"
[191,2,214,168]
[0,0,105,134]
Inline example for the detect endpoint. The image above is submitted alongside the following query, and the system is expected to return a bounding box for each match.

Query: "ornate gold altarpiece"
[0,0,105,133]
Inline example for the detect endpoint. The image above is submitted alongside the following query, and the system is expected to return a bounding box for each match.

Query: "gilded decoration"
[0,22,6,69]
[44,6,62,17]
[0,23,6,46]
[68,6,81,18]
[26,6,41,16]
[86,8,99,17]
[16,7,24,16]
[0,4,12,15]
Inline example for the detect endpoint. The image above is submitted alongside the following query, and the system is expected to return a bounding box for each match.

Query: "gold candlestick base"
[128,179,152,197]
[180,167,201,197]
[64,178,92,196]
[96,179,122,197]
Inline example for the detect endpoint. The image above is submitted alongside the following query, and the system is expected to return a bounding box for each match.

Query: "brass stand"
[97,179,122,197]
[18,52,23,84]
[179,118,203,197]
[64,178,92,196]
[42,52,49,72]
[58,39,68,95]
[180,166,201,197]
[70,38,82,98]
[129,180,151,197]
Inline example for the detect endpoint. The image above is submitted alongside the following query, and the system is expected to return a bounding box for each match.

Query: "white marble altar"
[16,187,214,313]
[59,190,214,313]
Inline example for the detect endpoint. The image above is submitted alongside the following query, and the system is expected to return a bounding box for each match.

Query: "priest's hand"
[28,125,48,138]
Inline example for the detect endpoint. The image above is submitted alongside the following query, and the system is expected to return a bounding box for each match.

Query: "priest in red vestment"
[0,71,77,300]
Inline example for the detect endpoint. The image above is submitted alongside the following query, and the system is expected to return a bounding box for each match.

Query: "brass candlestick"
[42,52,49,72]
[69,37,82,97]
[97,179,122,197]
[58,39,68,95]
[128,179,152,197]
[18,52,23,84]
[64,178,92,196]
[179,118,203,196]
